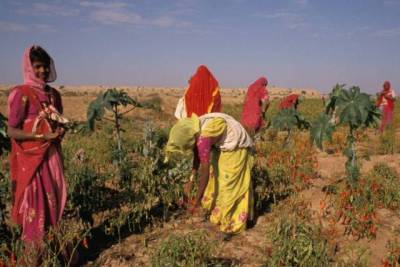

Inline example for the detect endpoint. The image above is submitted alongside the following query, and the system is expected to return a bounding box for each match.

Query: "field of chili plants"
[0,85,399,266]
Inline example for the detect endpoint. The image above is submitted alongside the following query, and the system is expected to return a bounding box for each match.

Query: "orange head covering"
[184,65,221,117]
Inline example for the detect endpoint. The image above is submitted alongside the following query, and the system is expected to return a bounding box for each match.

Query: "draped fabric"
[240,77,268,133]
[184,65,221,117]
[279,94,299,110]
[377,81,396,132]
[8,46,66,243]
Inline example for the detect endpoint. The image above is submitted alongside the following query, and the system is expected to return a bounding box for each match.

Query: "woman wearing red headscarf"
[7,45,67,247]
[175,65,221,119]
[279,94,300,110]
[376,81,396,133]
[240,77,269,135]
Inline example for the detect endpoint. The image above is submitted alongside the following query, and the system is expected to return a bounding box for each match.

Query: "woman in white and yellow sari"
[166,113,254,240]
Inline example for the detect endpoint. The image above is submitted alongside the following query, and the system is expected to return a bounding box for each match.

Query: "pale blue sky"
[0,0,399,92]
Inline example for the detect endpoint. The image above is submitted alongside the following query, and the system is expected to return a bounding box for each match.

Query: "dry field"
[1,84,399,267]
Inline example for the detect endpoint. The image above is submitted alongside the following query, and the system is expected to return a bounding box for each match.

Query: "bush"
[264,199,333,267]
[150,231,215,267]
[370,163,400,212]
[253,135,317,209]
[381,239,400,267]
[378,127,396,155]
[333,163,399,239]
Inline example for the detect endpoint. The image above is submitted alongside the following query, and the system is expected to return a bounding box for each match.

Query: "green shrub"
[150,231,215,267]
[370,163,400,212]
[378,127,395,155]
[264,199,333,267]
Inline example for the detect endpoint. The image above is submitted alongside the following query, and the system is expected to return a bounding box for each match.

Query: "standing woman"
[240,77,269,136]
[166,113,254,240]
[376,81,396,133]
[175,65,222,119]
[7,45,67,246]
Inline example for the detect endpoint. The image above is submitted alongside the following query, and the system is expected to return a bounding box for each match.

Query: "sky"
[0,0,399,93]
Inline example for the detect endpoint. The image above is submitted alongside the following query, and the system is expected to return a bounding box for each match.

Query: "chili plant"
[264,199,334,267]
[150,231,216,267]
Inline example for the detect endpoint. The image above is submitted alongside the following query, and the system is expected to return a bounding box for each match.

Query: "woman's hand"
[188,199,200,215]
[190,163,210,213]
[43,132,60,141]
[56,127,66,139]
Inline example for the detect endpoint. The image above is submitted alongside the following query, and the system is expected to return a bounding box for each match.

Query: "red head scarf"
[184,65,221,117]
[241,77,268,132]
[279,94,299,110]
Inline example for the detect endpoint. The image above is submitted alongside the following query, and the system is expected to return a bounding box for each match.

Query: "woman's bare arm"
[192,163,210,208]
[7,126,59,141]
[261,99,270,119]
[7,126,38,141]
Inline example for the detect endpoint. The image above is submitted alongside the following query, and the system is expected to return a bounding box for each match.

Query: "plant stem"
[113,104,123,165]
[350,127,355,168]
[346,125,359,187]
[283,129,292,148]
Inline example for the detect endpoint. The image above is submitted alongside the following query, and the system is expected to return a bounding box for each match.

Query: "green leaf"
[87,96,105,130]
[333,86,380,128]
[325,84,345,114]
[271,109,299,131]
[272,109,310,131]
[86,88,159,131]
[310,114,335,150]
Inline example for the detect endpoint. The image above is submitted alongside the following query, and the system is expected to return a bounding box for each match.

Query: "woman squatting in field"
[240,77,270,136]
[7,46,68,256]
[376,81,396,133]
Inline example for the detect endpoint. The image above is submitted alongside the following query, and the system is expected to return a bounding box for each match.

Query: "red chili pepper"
[9,253,16,267]
[83,237,89,249]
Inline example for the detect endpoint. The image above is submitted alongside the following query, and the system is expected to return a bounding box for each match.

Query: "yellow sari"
[200,118,254,234]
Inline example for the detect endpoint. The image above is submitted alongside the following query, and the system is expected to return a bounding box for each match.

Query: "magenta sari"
[7,46,66,244]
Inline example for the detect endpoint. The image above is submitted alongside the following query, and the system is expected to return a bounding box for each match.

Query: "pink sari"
[376,81,396,133]
[240,77,268,133]
[8,46,66,244]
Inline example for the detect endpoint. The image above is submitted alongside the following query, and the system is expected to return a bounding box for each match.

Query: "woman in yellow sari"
[166,113,254,239]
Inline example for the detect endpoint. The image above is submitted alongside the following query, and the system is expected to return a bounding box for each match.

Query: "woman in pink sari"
[240,77,269,136]
[376,81,396,133]
[7,45,67,246]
